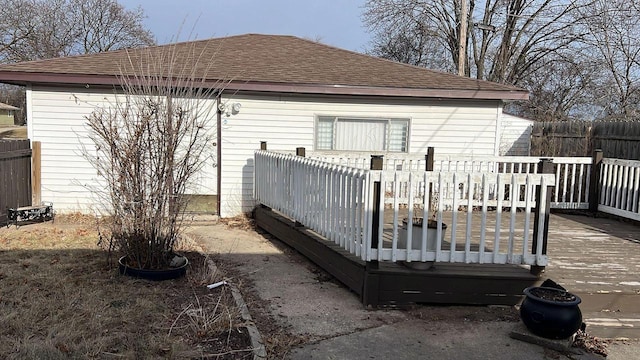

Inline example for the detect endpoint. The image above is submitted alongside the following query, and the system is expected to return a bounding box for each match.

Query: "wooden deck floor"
[382,209,544,258]
[256,207,540,308]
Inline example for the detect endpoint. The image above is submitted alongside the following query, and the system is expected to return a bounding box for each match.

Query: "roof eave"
[226,82,529,101]
[0,71,529,101]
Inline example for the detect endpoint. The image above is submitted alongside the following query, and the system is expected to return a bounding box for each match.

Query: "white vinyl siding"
[316,116,408,152]
[28,86,218,213]
[27,87,502,217]
[220,94,501,217]
[499,113,534,156]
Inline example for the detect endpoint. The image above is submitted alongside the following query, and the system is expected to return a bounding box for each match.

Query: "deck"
[255,207,640,337]
[255,207,542,308]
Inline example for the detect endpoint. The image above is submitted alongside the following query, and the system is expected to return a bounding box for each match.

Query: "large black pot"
[118,255,188,281]
[520,286,582,339]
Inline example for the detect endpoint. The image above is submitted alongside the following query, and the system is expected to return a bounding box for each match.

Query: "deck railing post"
[369,155,383,250]
[532,158,553,275]
[294,147,306,227]
[257,141,270,210]
[364,155,383,307]
[425,147,435,215]
[425,146,434,171]
[589,149,603,215]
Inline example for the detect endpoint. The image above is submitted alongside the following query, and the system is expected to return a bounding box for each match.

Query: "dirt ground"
[0,216,252,359]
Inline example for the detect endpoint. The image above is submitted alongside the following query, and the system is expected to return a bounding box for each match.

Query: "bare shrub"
[84,42,223,269]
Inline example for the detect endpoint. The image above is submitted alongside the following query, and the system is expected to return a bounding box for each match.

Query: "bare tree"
[0,0,154,63]
[0,84,26,124]
[71,0,154,54]
[0,0,154,123]
[578,0,640,120]
[363,0,462,73]
[508,55,598,121]
[363,1,640,122]
[363,0,587,84]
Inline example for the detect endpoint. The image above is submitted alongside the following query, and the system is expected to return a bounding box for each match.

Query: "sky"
[119,0,371,52]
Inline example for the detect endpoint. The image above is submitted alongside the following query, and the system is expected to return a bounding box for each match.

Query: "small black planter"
[399,217,447,270]
[520,286,582,339]
[118,255,188,281]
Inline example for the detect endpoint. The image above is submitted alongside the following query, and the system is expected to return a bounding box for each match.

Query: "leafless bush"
[85,42,223,269]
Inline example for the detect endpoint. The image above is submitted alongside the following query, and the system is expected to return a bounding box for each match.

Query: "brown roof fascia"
[227,82,529,100]
[0,71,529,101]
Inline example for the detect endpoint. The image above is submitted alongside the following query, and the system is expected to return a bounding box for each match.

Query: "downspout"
[495,101,503,156]
[26,84,34,141]
[216,91,222,216]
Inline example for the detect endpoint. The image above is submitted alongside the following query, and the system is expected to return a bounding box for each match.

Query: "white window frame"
[314,116,410,152]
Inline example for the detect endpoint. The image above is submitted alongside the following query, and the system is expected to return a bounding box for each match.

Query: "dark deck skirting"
[254,206,542,307]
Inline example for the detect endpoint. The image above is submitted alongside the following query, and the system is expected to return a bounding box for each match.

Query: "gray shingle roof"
[0,34,528,100]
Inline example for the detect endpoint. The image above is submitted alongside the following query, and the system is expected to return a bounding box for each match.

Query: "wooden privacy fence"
[254,150,555,267]
[308,151,592,210]
[531,120,640,160]
[0,140,32,225]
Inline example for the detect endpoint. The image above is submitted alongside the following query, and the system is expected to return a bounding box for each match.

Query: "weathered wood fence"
[531,120,640,160]
[0,140,32,225]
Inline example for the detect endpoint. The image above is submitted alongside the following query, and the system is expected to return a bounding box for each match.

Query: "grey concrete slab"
[187,219,640,359]
[290,320,550,360]
[607,341,640,359]
[187,225,408,339]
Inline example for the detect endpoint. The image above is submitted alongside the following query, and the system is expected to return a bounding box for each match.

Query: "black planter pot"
[118,255,188,281]
[520,286,582,339]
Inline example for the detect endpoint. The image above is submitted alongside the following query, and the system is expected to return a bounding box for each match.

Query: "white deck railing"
[255,150,554,267]
[598,158,640,221]
[255,150,371,259]
[308,152,591,210]
[371,170,554,266]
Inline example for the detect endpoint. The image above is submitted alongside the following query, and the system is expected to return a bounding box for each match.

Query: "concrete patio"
[187,211,640,359]
[542,213,640,339]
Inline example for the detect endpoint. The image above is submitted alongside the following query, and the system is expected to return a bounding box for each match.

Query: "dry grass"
[0,126,27,139]
[0,218,252,359]
[219,214,254,231]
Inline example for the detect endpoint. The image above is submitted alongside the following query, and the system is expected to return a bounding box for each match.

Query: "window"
[315,116,409,152]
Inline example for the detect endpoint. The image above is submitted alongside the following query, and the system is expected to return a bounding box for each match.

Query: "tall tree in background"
[362,0,640,122]
[0,0,154,124]
[364,1,584,83]
[72,0,154,54]
[0,0,154,62]
[578,0,640,120]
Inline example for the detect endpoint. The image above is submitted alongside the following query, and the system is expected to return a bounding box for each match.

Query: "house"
[499,113,534,156]
[0,102,20,126]
[0,34,529,218]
